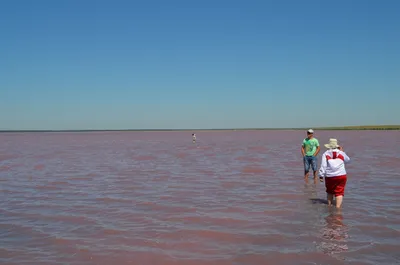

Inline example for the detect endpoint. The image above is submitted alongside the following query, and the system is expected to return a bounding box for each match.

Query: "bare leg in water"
[304,171,309,182]
[327,194,344,208]
[327,193,334,206]
[335,195,343,208]
[304,169,310,184]
[313,174,317,184]
[313,171,318,183]
[304,171,318,184]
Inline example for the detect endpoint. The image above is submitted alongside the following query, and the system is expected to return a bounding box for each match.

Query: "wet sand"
[0,130,399,265]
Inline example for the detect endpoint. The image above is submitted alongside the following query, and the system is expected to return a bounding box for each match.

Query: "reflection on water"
[0,130,399,265]
[319,210,349,255]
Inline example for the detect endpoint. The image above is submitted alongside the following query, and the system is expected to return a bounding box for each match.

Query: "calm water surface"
[0,131,399,265]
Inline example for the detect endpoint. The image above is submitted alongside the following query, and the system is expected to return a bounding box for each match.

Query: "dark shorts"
[304,156,317,173]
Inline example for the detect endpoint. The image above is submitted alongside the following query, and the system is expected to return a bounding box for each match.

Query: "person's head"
[324,138,340,149]
[306,129,314,139]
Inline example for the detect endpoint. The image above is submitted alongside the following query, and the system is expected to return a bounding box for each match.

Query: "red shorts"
[325,175,347,196]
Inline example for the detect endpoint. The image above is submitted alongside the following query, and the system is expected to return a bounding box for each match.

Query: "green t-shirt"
[302,138,319,156]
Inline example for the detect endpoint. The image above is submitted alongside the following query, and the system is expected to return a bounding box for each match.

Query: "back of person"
[318,138,351,208]
[322,149,350,177]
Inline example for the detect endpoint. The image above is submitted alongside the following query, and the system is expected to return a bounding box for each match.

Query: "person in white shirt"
[318,138,350,208]
[192,133,196,144]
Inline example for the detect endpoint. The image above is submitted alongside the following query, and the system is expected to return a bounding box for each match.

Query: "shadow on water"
[310,198,328,205]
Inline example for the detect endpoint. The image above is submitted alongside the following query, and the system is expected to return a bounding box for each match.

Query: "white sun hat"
[324,138,340,149]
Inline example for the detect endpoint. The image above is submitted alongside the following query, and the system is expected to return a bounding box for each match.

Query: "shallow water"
[0,130,399,265]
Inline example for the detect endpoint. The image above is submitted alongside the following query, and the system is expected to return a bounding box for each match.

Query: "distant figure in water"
[301,129,320,182]
[192,133,196,144]
[318,138,350,208]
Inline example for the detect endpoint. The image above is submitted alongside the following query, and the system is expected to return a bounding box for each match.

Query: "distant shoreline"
[0,125,399,133]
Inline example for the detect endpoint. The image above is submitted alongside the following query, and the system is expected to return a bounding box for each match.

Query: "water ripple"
[0,131,399,265]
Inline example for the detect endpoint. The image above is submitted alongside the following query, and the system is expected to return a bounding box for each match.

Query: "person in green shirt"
[301,129,320,182]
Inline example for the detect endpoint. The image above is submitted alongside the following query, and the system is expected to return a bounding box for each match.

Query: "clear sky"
[1,0,399,130]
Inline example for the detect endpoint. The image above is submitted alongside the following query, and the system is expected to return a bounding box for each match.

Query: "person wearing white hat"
[301,129,320,182]
[318,138,351,208]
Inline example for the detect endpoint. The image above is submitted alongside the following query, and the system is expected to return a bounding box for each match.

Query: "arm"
[301,139,306,156]
[314,145,320,157]
[338,146,350,163]
[318,152,327,177]
[341,151,350,163]
[313,139,320,156]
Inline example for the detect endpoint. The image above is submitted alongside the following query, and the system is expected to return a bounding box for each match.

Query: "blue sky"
[1,0,399,130]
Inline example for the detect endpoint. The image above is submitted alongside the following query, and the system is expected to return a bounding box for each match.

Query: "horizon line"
[0,124,399,133]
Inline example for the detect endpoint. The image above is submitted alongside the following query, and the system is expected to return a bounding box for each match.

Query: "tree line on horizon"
[0,125,399,133]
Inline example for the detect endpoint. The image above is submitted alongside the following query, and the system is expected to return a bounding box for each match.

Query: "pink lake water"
[0,130,399,265]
